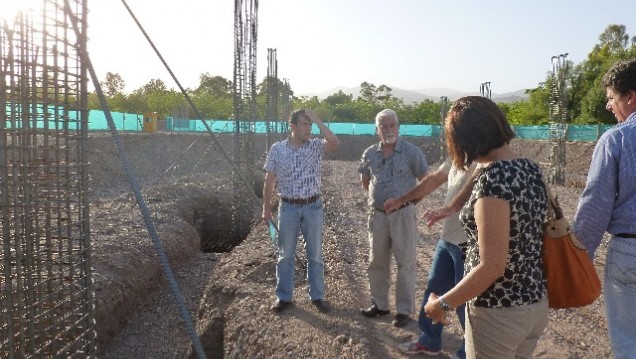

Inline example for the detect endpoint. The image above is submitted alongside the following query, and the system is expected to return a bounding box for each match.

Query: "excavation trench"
[189,194,254,253]
[184,194,258,358]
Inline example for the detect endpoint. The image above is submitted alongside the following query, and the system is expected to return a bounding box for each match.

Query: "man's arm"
[305,109,340,153]
[262,171,277,223]
[384,168,447,213]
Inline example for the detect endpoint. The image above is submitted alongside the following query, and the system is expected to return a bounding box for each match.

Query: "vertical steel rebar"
[265,48,278,152]
[548,53,569,185]
[480,81,492,99]
[232,0,259,250]
[439,96,449,163]
[1,1,94,357]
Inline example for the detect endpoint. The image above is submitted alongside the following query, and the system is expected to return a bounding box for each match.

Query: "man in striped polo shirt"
[262,109,340,314]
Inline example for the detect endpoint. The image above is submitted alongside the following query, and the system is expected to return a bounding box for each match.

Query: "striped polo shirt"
[263,137,326,199]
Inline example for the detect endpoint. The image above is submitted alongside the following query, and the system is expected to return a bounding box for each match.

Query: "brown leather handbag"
[542,188,602,309]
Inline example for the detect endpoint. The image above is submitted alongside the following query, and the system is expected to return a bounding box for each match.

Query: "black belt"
[281,194,320,205]
[616,233,636,239]
[375,201,412,213]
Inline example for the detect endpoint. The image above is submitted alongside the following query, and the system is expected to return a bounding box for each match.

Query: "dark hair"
[289,109,307,125]
[445,96,515,170]
[602,59,636,96]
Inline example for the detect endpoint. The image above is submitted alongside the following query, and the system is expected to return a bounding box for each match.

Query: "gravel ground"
[90,133,611,358]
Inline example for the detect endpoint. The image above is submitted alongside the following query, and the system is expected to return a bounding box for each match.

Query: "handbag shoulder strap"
[543,183,563,220]
[545,185,555,220]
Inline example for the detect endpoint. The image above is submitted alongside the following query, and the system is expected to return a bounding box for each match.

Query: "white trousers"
[366,205,418,315]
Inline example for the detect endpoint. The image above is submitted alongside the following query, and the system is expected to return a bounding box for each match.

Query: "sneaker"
[270,299,292,313]
[311,299,331,313]
[398,341,441,356]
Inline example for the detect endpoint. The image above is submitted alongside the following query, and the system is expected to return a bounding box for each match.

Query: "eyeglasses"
[378,123,398,130]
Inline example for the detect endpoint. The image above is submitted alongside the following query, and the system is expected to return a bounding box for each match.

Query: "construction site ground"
[90,132,611,358]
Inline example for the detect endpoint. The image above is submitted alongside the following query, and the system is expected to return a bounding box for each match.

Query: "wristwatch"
[439,296,453,312]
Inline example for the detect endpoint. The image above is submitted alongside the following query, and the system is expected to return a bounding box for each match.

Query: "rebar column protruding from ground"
[279,78,292,134]
[439,96,449,163]
[548,53,569,185]
[480,81,492,99]
[1,1,95,357]
[232,0,259,246]
[265,48,278,151]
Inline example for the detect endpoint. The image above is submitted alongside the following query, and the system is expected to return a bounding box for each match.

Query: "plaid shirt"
[263,137,325,199]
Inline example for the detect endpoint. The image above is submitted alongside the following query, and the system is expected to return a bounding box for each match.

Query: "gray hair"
[375,109,399,127]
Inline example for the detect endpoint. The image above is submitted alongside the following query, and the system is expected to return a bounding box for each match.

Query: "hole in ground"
[188,316,225,359]
[191,195,252,253]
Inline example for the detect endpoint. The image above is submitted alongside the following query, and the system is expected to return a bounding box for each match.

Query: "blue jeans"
[275,199,325,302]
[418,239,466,359]
[604,235,636,359]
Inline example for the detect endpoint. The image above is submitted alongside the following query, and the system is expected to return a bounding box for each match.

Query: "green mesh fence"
[6,109,614,142]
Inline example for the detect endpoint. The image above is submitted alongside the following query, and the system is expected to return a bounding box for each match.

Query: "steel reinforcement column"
[0,1,95,357]
[548,54,569,185]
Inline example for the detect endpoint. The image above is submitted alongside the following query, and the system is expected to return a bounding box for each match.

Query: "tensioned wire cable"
[62,1,206,358]
[119,0,262,206]
[118,0,301,263]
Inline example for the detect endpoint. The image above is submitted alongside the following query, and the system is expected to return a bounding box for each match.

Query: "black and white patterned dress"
[460,158,548,308]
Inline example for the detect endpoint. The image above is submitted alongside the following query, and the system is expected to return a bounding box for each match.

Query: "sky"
[5,0,635,97]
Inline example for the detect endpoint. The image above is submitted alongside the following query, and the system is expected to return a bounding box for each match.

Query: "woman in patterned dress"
[424,96,549,359]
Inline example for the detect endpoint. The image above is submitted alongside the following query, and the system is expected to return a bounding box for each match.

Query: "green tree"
[137,78,168,96]
[192,74,233,119]
[109,93,128,113]
[523,84,550,124]
[87,92,101,110]
[331,104,360,122]
[403,99,441,124]
[123,91,149,114]
[358,82,402,107]
[324,90,353,108]
[195,73,232,97]
[294,95,332,121]
[127,79,182,118]
[499,101,535,125]
[91,24,636,126]
[576,24,634,124]
[355,82,404,122]
[101,72,125,97]
[598,24,630,53]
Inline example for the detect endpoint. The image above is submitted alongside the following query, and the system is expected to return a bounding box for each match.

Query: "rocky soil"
[89,132,611,358]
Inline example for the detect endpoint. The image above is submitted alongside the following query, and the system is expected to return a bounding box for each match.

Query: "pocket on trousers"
[607,252,636,286]
[607,237,636,286]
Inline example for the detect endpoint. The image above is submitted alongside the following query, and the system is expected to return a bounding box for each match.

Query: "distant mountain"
[302,86,529,104]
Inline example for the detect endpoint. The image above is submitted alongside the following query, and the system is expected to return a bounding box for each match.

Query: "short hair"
[375,109,399,127]
[445,96,515,170]
[290,109,308,125]
[602,59,636,95]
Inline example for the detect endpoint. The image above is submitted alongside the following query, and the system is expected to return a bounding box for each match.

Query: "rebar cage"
[1,0,95,357]
[231,0,259,246]
[548,54,569,185]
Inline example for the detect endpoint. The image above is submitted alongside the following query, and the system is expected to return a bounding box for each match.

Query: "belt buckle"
[283,194,318,205]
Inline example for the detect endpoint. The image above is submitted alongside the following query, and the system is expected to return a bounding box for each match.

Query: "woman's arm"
[425,196,510,323]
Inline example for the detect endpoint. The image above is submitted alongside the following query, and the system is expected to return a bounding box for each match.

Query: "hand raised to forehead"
[303,109,318,122]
